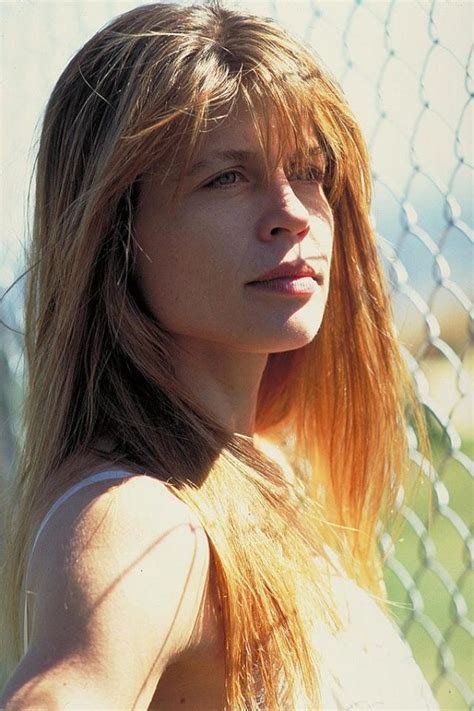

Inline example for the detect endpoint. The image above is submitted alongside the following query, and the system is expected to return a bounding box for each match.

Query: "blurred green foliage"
[385,431,473,710]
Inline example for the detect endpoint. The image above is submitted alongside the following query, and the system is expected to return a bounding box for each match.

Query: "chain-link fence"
[1,1,472,708]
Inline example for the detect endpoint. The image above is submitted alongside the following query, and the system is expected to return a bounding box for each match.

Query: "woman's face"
[134,103,334,355]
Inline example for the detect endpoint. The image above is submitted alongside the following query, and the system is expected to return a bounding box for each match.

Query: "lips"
[248,260,324,286]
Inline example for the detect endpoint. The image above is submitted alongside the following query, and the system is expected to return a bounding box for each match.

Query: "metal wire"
[0,0,472,707]
[312,1,473,707]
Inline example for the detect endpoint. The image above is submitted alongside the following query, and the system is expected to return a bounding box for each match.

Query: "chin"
[254,310,326,354]
[273,324,322,352]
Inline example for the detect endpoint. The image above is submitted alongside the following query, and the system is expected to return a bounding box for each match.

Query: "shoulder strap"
[23,469,136,655]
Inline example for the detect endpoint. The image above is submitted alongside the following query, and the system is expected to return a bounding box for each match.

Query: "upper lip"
[248,259,325,285]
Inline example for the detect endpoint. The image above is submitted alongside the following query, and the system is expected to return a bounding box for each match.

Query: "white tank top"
[23,469,438,709]
[23,469,136,655]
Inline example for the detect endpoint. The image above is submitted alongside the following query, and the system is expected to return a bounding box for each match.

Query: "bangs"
[136,38,351,206]
[238,80,341,199]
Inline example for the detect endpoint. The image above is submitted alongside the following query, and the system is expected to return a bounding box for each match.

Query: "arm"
[1,475,210,710]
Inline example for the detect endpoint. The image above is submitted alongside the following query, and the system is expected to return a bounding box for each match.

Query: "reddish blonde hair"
[2,3,426,708]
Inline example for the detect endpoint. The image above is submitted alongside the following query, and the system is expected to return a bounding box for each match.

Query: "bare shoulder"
[30,472,209,591]
[18,473,210,708]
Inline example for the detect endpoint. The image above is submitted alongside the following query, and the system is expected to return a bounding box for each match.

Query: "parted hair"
[2,3,426,708]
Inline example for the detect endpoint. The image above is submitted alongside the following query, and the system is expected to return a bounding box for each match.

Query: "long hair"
[2,3,426,708]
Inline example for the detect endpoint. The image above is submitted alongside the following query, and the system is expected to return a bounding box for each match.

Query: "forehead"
[143,97,327,193]
[187,99,323,174]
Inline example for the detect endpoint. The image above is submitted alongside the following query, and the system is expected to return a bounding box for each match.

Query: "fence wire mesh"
[1,1,472,708]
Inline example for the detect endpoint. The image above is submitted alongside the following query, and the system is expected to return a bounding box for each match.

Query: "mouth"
[248,260,325,289]
[246,273,323,297]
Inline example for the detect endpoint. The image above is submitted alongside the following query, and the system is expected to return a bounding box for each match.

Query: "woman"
[1,2,437,709]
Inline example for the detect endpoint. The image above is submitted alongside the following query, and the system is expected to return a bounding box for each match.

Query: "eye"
[203,170,245,189]
[287,165,326,183]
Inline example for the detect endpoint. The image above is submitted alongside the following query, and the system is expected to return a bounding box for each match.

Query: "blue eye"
[204,171,244,189]
[287,166,325,182]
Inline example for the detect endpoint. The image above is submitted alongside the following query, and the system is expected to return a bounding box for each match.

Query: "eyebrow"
[187,150,259,177]
[187,146,325,177]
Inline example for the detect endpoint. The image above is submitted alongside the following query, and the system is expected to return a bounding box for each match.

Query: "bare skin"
[134,102,334,436]
[1,107,334,709]
[2,475,223,710]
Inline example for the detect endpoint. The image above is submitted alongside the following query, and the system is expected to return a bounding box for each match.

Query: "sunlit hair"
[2,2,427,707]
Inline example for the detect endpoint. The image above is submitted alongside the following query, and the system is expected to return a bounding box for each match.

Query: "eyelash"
[287,166,326,183]
[204,171,245,189]
[202,165,326,190]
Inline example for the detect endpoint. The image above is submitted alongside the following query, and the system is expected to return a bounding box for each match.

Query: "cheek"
[135,218,234,324]
[310,214,334,258]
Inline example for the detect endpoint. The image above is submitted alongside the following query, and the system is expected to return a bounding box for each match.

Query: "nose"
[257,173,311,243]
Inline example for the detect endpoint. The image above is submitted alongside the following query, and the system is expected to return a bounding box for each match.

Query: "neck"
[170,336,268,437]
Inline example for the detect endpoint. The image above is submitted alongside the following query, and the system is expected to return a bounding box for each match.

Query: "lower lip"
[247,276,320,296]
